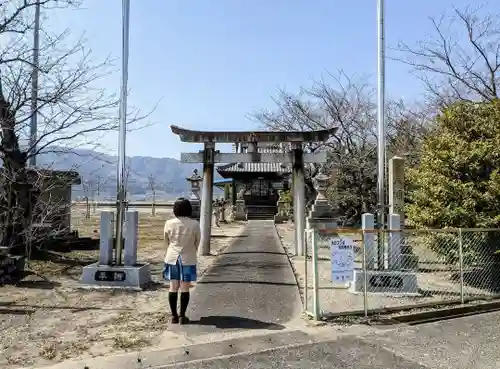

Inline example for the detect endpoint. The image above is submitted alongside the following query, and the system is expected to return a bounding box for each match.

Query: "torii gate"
[171,125,337,256]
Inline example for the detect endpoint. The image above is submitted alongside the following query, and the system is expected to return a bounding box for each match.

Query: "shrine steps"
[246,206,276,220]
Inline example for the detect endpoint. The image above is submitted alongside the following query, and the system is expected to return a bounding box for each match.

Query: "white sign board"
[331,236,355,283]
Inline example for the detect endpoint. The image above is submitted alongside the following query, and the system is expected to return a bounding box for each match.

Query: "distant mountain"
[36,148,223,200]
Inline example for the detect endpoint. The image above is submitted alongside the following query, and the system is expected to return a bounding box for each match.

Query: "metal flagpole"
[376,0,386,269]
[115,0,131,265]
[29,2,41,167]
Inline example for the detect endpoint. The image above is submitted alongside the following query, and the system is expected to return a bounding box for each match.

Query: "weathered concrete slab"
[166,335,427,369]
[171,220,302,337]
[371,310,500,369]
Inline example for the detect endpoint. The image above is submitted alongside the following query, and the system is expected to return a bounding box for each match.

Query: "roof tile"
[217,162,290,173]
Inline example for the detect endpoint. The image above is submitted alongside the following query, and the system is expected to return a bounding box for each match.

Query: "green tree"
[407,100,500,228]
[407,100,500,262]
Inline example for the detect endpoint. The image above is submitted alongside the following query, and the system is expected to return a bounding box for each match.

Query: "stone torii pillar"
[292,142,306,256]
[199,142,215,255]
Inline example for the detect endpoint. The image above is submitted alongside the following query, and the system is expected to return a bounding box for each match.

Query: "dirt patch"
[0,210,246,369]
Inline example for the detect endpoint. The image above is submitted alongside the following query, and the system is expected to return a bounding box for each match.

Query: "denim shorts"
[163,257,197,282]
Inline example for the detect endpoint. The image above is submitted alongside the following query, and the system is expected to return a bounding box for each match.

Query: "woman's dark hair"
[173,197,193,218]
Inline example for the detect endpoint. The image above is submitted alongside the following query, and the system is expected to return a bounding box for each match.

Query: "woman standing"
[163,197,201,324]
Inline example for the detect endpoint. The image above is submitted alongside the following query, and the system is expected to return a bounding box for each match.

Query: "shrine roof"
[216,162,291,177]
[170,125,338,143]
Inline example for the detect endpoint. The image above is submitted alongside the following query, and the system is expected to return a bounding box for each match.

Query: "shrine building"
[215,142,291,220]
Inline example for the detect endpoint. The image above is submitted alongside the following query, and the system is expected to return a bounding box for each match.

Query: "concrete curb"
[322,296,500,319]
[25,329,317,369]
[274,223,304,306]
[320,298,500,327]
[379,299,500,325]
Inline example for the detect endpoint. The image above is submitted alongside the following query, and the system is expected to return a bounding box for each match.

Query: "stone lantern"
[307,169,337,230]
[313,171,330,202]
[186,169,202,220]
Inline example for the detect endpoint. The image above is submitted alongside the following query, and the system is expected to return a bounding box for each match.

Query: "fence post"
[361,230,369,317]
[362,213,376,269]
[388,214,401,270]
[458,228,465,304]
[311,229,320,320]
[303,229,309,314]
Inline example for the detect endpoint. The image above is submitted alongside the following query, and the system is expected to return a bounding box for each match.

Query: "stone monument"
[349,211,419,295]
[80,211,151,289]
[186,169,202,220]
[348,157,419,295]
[388,156,418,271]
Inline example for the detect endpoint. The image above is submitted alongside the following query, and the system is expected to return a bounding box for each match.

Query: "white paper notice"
[331,236,354,283]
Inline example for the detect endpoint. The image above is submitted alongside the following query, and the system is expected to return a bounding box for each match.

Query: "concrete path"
[171,220,302,337]
[166,311,500,368]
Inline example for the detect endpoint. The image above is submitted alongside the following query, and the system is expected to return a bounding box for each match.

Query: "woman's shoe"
[179,316,190,325]
[171,316,179,324]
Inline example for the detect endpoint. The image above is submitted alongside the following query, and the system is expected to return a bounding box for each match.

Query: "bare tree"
[252,72,376,223]
[83,173,104,214]
[94,174,102,211]
[0,1,153,254]
[385,99,432,167]
[89,174,104,213]
[148,173,156,216]
[394,5,500,105]
[252,71,427,225]
[81,178,91,219]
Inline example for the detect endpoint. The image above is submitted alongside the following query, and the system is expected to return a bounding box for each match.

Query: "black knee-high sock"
[168,292,178,317]
[180,292,190,317]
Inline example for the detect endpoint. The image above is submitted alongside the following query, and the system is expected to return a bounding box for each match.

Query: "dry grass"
[0,208,246,369]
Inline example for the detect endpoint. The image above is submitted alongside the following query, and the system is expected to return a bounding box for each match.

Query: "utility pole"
[29,2,41,167]
[376,0,386,269]
[114,0,131,265]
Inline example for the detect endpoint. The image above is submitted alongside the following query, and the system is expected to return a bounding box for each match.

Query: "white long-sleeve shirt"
[163,217,201,265]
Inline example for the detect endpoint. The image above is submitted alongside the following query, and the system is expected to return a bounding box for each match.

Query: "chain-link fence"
[303,221,500,320]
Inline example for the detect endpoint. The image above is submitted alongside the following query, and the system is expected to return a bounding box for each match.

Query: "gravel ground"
[0,212,246,369]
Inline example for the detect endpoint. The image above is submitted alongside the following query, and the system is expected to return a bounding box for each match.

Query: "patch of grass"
[112,335,151,350]
[59,341,90,360]
[39,342,58,360]
[5,355,23,365]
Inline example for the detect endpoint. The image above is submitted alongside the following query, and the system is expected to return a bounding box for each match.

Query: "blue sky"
[49,1,498,159]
